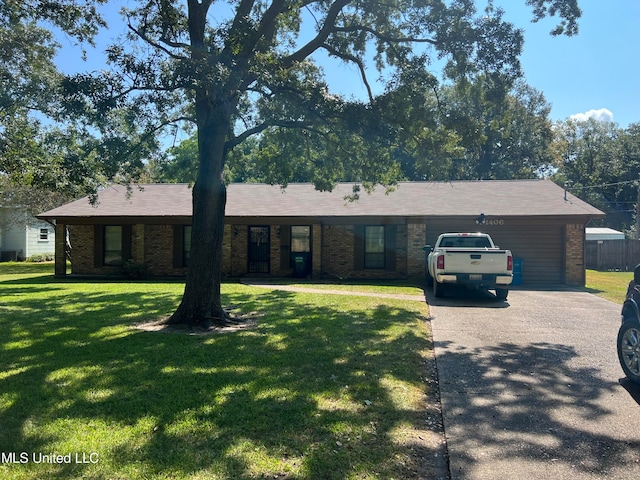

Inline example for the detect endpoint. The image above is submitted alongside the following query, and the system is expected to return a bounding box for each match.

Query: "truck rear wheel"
[495,288,509,300]
[433,277,445,298]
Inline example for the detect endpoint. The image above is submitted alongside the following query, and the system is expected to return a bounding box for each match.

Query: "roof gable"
[38,180,605,220]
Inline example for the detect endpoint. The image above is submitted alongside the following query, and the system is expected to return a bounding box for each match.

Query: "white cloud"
[569,108,614,123]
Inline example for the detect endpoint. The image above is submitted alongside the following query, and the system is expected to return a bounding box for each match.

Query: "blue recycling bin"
[512,258,523,286]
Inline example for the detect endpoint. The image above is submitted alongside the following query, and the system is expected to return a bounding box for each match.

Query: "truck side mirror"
[423,245,432,252]
[634,264,640,284]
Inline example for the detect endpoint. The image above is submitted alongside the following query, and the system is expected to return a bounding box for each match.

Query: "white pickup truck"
[425,233,513,299]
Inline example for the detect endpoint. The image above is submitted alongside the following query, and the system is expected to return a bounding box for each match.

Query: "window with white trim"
[39,228,50,242]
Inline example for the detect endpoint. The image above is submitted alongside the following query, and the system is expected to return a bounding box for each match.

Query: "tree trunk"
[167,104,230,327]
[167,0,243,327]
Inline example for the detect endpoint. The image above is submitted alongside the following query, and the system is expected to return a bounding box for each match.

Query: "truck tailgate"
[442,249,510,274]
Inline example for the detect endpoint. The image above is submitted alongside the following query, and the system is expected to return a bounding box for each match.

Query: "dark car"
[618,264,640,384]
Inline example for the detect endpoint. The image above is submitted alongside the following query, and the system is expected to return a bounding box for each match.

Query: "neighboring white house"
[585,227,625,241]
[0,213,55,261]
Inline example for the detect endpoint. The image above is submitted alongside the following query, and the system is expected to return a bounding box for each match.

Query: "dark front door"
[248,226,270,273]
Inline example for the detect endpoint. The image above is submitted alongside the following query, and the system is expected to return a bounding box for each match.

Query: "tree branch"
[254,0,288,48]
[127,20,189,60]
[226,119,326,152]
[321,43,373,102]
[333,25,439,46]
[280,0,352,68]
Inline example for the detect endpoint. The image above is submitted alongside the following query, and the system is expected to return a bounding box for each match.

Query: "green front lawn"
[0,263,434,479]
[585,269,633,304]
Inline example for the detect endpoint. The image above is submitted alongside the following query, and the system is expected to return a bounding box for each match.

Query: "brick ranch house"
[38,180,604,286]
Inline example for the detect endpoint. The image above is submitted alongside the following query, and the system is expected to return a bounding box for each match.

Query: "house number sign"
[485,219,505,225]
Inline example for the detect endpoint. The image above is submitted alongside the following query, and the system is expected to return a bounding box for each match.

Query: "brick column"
[270,225,281,273]
[221,224,232,277]
[133,224,145,264]
[54,223,67,277]
[565,223,585,286]
[312,223,322,278]
[407,222,427,279]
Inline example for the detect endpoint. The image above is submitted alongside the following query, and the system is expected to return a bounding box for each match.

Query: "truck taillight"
[437,255,445,270]
[507,255,513,271]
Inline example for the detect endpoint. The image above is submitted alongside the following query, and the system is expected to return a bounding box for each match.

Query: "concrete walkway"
[241,280,427,302]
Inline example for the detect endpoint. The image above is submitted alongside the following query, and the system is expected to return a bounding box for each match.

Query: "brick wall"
[145,225,187,276]
[320,223,407,280]
[69,224,121,276]
[229,226,248,276]
[133,224,144,264]
[322,224,354,278]
[69,224,189,277]
[270,226,282,274]
[54,223,67,277]
[407,222,427,279]
[69,225,93,274]
[312,224,322,277]
[565,223,586,286]
[221,224,232,276]
[64,220,589,285]
[69,220,412,280]
[395,224,408,277]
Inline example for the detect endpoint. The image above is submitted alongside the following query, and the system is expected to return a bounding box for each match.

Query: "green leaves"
[552,118,639,232]
[526,0,581,36]
[0,21,60,116]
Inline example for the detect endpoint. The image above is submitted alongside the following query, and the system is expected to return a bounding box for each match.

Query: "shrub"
[121,259,149,279]
[25,253,55,262]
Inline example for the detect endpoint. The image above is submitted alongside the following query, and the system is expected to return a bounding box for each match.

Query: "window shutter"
[173,225,184,268]
[280,226,291,269]
[122,225,132,262]
[353,225,364,271]
[94,225,104,268]
[385,225,397,271]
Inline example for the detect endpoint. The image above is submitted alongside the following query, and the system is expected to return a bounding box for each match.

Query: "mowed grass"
[0,263,434,479]
[585,269,634,303]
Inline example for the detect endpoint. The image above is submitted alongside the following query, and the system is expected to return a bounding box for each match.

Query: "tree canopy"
[2,0,583,325]
[552,118,640,234]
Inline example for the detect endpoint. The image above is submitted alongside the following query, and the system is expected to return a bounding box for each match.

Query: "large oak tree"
[8,0,581,326]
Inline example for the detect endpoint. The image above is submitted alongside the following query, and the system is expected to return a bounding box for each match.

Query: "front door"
[248,226,270,273]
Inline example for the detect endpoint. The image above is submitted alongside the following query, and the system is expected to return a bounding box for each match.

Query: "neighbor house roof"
[586,227,625,240]
[38,180,605,221]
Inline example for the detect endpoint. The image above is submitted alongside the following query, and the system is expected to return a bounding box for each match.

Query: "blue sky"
[55,0,640,128]
[501,0,640,127]
[314,0,640,127]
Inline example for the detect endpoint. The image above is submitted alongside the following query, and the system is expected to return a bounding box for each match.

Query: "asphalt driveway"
[429,288,640,480]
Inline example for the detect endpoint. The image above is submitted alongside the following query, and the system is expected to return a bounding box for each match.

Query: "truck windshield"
[440,237,492,248]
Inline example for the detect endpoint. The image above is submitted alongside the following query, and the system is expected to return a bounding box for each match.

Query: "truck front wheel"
[618,317,640,385]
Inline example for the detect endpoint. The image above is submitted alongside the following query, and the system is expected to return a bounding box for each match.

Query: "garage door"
[425,220,565,285]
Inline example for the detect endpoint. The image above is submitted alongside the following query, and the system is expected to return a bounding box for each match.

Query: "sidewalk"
[241,280,427,302]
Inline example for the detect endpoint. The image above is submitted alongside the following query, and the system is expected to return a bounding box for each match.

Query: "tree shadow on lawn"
[436,340,640,477]
[0,283,444,479]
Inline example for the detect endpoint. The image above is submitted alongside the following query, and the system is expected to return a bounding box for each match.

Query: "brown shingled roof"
[38,180,605,220]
